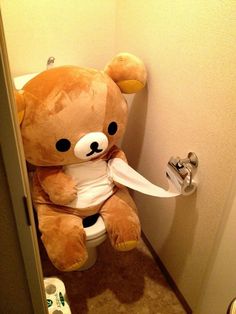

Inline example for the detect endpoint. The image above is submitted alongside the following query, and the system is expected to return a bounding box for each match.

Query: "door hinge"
[23,195,31,226]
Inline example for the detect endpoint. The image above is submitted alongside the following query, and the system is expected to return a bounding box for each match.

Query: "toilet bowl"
[79,214,107,270]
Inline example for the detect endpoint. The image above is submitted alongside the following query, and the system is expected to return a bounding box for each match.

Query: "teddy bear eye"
[55,139,71,152]
[108,121,118,135]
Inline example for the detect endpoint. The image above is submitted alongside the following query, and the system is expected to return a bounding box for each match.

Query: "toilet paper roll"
[44,277,66,295]
[47,302,71,314]
[181,179,197,196]
[166,164,197,196]
[108,158,197,198]
[108,158,179,197]
[44,277,71,314]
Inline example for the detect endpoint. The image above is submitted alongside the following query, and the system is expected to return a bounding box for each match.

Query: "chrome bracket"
[167,152,198,187]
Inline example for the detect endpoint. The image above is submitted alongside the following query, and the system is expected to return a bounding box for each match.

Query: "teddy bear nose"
[86,141,103,157]
[74,132,108,160]
[90,141,99,150]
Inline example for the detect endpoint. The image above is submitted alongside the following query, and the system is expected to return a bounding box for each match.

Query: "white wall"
[1,0,116,76]
[117,0,236,311]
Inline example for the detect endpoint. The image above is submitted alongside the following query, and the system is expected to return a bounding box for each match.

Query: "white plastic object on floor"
[44,277,71,314]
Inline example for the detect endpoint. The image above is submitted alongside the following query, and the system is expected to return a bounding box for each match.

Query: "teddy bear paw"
[63,259,87,272]
[114,240,138,252]
[58,254,88,272]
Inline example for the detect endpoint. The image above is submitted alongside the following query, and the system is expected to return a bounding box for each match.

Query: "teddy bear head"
[15,53,147,166]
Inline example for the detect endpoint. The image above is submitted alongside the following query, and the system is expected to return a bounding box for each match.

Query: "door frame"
[0,10,47,314]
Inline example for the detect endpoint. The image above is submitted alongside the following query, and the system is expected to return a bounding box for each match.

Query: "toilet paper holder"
[166,152,198,192]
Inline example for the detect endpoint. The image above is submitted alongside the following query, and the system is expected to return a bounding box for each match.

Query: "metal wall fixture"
[167,152,199,195]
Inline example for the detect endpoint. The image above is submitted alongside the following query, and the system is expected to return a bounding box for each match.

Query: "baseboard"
[141,231,192,314]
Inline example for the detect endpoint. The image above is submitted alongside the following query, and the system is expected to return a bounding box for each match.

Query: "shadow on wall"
[122,86,148,169]
[159,192,198,282]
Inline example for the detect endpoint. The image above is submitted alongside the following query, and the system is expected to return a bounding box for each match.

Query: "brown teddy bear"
[15,53,147,271]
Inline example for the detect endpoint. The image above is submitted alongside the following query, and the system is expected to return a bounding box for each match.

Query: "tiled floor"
[40,237,186,314]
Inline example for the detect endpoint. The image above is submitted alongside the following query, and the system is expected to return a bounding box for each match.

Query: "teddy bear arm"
[109,147,128,163]
[108,146,128,188]
[36,167,77,205]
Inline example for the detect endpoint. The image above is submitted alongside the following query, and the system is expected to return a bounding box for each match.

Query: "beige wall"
[1,0,236,312]
[117,0,236,311]
[196,173,236,313]
[0,148,33,313]
[1,0,116,76]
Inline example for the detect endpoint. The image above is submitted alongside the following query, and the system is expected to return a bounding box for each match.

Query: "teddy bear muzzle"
[74,132,109,160]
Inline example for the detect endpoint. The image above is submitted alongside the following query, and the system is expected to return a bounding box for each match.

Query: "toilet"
[80,213,107,270]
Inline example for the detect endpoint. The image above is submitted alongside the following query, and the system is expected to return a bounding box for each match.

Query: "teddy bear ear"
[104,53,147,94]
[14,90,26,125]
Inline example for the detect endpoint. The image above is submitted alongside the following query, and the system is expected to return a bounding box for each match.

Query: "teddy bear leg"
[36,204,88,271]
[100,188,141,251]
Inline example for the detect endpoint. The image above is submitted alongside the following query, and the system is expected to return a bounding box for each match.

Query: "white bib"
[63,160,114,209]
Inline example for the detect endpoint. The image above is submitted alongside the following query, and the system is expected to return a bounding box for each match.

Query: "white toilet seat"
[79,215,107,270]
[84,215,106,241]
